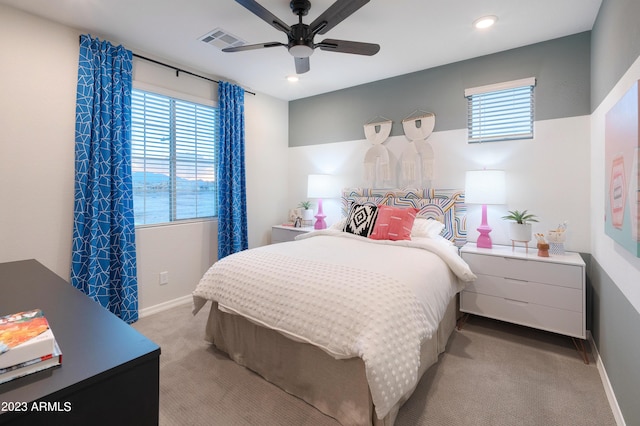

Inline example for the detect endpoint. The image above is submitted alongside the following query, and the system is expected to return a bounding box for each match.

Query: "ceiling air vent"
[199,28,245,50]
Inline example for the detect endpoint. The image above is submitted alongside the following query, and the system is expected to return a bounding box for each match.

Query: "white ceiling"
[1,0,602,101]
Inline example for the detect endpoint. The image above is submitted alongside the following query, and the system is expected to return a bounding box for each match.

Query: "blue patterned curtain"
[71,35,138,324]
[217,81,248,259]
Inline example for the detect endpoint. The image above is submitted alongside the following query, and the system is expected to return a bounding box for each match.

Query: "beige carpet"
[133,303,616,426]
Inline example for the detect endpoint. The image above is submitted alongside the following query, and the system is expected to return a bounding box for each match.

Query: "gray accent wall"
[290,32,591,147]
[589,258,640,424]
[591,0,640,111]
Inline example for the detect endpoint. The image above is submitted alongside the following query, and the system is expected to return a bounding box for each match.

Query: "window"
[465,77,536,143]
[131,89,218,226]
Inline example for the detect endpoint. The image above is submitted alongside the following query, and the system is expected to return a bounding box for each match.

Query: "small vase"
[509,223,532,242]
[537,243,550,257]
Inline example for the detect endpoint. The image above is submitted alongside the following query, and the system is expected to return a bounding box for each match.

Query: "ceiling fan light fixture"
[473,15,498,29]
[289,44,314,58]
[227,0,379,72]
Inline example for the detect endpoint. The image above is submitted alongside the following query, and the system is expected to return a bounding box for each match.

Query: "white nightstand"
[271,225,315,244]
[459,243,588,362]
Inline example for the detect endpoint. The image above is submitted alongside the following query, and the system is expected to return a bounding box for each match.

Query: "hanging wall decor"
[604,80,640,257]
[401,111,436,188]
[363,119,393,188]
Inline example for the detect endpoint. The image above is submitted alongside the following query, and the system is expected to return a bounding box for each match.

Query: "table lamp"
[307,174,333,230]
[465,170,506,248]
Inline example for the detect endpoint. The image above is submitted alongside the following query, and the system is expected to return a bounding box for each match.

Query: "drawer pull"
[504,298,528,305]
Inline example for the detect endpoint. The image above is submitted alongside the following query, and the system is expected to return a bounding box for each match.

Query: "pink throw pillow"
[369,205,418,241]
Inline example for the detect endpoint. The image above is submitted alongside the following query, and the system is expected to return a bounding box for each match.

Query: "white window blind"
[131,89,217,226]
[465,77,536,143]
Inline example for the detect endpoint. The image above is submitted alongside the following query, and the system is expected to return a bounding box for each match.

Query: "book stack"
[0,309,62,384]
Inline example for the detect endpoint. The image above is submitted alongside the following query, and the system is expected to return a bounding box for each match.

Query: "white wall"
[0,4,289,314]
[245,93,290,248]
[135,221,217,311]
[0,5,77,278]
[591,55,640,314]
[288,116,591,253]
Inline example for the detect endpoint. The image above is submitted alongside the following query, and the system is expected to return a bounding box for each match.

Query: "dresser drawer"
[464,274,582,312]
[462,252,582,289]
[460,292,584,338]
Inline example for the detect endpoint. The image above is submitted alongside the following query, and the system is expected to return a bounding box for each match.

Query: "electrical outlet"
[159,271,169,285]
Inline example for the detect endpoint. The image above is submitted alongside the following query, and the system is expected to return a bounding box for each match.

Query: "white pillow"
[411,218,445,238]
[329,217,347,230]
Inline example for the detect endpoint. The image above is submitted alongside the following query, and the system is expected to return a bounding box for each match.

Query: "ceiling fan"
[222,0,380,74]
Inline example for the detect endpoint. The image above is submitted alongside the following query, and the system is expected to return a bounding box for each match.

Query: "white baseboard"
[138,294,192,318]
[588,330,626,426]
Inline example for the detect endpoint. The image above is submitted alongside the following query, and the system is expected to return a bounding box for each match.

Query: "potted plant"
[298,200,314,224]
[502,209,538,242]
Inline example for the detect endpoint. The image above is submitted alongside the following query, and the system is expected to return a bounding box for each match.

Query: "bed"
[192,188,476,425]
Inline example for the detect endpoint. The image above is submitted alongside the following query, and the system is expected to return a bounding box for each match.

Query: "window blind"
[131,89,217,226]
[465,78,536,143]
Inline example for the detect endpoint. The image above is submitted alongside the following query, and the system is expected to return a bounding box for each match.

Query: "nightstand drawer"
[271,226,313,244]
[463,253,582,289]
[272,227,300,243]
[464,274,582,312]
[460,292,584,338]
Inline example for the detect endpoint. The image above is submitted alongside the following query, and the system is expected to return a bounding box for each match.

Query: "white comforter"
[193,230,476,419]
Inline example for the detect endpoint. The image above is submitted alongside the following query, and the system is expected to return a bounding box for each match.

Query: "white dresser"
[460,243,586,340]
[271,225,314,244]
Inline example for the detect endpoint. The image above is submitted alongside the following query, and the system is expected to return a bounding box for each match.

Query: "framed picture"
[288,208,302,224]
[604,80,640,257]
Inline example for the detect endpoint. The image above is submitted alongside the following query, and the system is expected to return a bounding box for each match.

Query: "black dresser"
[0,260,160,425]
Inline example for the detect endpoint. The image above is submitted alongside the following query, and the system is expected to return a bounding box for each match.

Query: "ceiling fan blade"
[235,0,291,33]
[222,42,286,52]
[310,0,370,35]
[317,39,380,56]
[295,57,310,74]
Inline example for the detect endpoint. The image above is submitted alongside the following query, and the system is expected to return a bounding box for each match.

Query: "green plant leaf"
[501,209,538,224]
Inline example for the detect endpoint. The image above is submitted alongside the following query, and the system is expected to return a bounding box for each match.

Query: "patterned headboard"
[341,188,467,247]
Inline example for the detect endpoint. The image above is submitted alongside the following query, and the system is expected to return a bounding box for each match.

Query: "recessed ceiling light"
[287,75,299,83]
[473,15,498,29]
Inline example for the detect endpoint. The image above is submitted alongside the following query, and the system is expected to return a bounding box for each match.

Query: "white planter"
[509,223,532,242]
[302,209,314,221]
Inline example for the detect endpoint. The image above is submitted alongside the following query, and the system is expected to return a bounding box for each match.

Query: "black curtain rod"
[77,36,255,96]
[133,53,256,96]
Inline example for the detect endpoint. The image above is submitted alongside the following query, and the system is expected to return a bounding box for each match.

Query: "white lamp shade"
[307,174,334,198]
[465,170,506,205]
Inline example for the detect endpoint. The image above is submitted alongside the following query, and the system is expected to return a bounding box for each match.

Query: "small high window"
[465,77,536,143]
